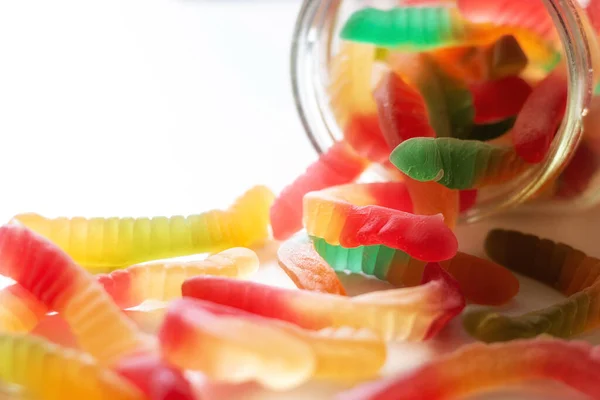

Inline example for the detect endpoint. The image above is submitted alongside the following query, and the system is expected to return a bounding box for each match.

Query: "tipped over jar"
[291,0,600,223]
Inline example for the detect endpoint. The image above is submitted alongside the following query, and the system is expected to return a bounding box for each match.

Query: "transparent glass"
[291,0,600,223]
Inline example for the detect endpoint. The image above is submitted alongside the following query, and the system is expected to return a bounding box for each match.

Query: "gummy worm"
[463,229,600,342]
[457,0,556,42]
[159,298,386,387]
[270,142,369,240]
[341,7,506,50]
[512,67,568,163]
[0,284,46,333]
[329,43,389,162]
[336,339,600,400]
[277,235,346,295]
[311,237,518,306]
[181,263,465,341]
[0,224,146,363]
[159,297,317,390]
[303,182,457,261]
[11,185,274,269]
[373,71,436,150]
[97,247,259,309]
[485,229,600,296]
[390,137,528,190]
[0,333,144,400]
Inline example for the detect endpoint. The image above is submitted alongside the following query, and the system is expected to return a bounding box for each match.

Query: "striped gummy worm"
[340,7,505,50]
[277,235,346,295]
[159,298,316,390]
[387,52,474,139]
[311,237,518,306]
[403,179,459,229]
[512,67,568,163]
[20,312,195,400]
[32,307,169,350]
[97,247,259,308]
[336,339,600,400]
[431,57,475,139]
[0,284,46,333]
[311,235,419,283]
[0,333,144,400]
[302,182,457,262]
[470,76,532,124]
[11,185,274,269]
[463,280,600,342]
[0,286,193,400]
[328,42,377,127]
[484,229,600,296]
[113,352,195,400]
[328,43,389,162]
[2,278,172,339]
[290,326,386,383]
[457,0,556,42]
[390,137,528,190]
[373,71,436,150]
[159,299,386,385]
[270,141,369,241]
[0,224,146,364]
[343,114,390,163]
[387,53,452,138]
[181,263,465,341]
[462,229,600,342]
[10,248,256,329]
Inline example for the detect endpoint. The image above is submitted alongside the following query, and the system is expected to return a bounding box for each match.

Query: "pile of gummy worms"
[3,0,600,399]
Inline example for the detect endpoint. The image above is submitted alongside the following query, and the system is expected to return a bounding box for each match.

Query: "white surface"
[0,1,599,399]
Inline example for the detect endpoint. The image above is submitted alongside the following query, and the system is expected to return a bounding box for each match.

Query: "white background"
[0,0,313,221]
[0,1,599,399]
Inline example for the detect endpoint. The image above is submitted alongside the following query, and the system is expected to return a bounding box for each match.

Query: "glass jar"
[290,0,600,223]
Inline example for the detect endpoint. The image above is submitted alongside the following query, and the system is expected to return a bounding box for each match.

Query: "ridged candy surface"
[12,186,273,269]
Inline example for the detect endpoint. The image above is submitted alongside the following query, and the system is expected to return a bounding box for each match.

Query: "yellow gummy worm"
[11,185,274,270]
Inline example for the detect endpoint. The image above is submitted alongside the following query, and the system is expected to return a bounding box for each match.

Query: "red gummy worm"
[556,142,599,199]
[459,189,478,213]
[587,0,600,34]
[0,224,144,363]
[338,206,457,261]
[374,71,436,150]
[512,68,568,163]
[114,353,195,400]
[181,263,465,341]
[470,76,532,124]
[304,184,457,261]
[364,182,414,211]
[270,141,368,240]
[421,263,465,340]
[457,0,555,42]
[182,277,310,328]
[336,339,600,400]
[344,114,390,163]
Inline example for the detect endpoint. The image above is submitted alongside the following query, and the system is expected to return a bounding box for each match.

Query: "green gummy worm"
[340,7,464,50]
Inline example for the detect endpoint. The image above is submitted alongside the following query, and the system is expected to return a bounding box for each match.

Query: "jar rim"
[290,0,596,222]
